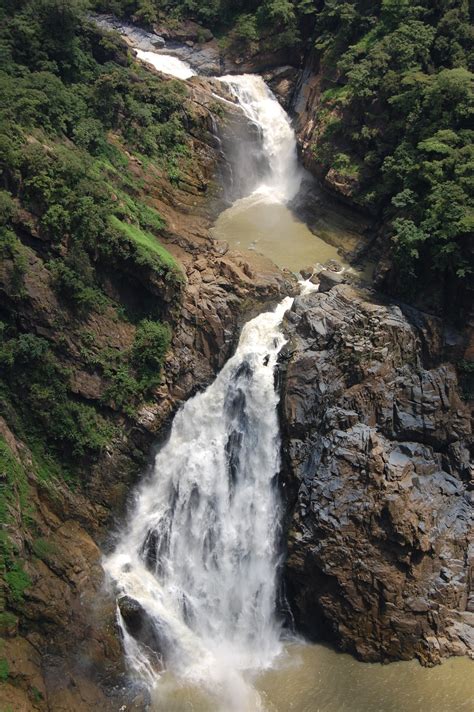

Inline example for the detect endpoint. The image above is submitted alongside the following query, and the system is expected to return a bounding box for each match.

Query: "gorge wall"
[280,284,473,666]
[2,6,473,710]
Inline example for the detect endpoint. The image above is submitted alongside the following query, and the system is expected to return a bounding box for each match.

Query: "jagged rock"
[323,259,343,273]
[281,284,473,665]
[118,596,167,667]
[262,66,301,109]
[318,269,345,292]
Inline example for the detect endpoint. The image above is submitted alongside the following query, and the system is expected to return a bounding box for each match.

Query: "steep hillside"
[0,2,290,707]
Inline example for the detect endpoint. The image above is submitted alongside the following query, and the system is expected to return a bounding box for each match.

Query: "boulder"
[318,269,345,292]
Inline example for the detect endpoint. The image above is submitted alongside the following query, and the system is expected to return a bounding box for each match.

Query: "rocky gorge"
[0,29,292,708]
[281,285,473,666]
[1,7,473,712]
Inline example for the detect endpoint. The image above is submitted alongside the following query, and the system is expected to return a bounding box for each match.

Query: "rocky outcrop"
[91,13,304,80]
[281,284,473,665]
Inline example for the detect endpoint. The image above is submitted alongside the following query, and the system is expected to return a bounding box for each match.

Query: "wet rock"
[262,66,301,109]
[151,34,165,48]
[318,269,345,292]
[281,284,473,665]
[118,596,167,666]
[323,259,344,273]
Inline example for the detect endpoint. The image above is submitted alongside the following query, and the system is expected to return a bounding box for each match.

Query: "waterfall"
[219,74,302,203]
[135,49,196,79]
[104,298,293,709]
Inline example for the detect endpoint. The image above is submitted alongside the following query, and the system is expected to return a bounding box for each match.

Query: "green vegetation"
[93,0,314,50]
[0,612,17,630]
[0,9,180,632]
[31,538,57,560]
[0,1,186,624]
[307,1,473,311]
[109,216,178,272]
[0,330,116,460]
[0,657,9,682]
[132,318,171,385]
[98,318,171,415]
[0,437,32,611]
[4,562,31,604]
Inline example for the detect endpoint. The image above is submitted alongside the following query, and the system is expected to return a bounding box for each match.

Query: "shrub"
[49,260,109,316]
[5,562,31,604]
[132,319,171,386]
[0,658,9,682]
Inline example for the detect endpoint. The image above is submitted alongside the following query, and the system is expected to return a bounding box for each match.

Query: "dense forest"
[0,0,187,465]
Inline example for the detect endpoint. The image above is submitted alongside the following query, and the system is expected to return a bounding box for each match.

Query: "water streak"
[135,49,196,79]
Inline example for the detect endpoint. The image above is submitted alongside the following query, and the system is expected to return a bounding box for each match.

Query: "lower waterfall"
[104,298,293,710]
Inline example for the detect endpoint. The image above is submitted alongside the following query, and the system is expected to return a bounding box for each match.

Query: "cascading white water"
[135,49,196,79]
[219,74,302,203]
[104,298,293,710]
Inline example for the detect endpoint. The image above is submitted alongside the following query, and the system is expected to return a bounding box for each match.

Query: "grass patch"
[4,562,30,604]
[109,215,178,271]
[0,658,9,682]
[32,538,57,560]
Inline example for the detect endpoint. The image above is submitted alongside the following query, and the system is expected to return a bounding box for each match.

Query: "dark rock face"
[262,66,301,110]
[281,285,473,664]
[317,269,345,292]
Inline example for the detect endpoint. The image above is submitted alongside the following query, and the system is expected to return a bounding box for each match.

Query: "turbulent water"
[212,74,372,276]
[219,74,302,203]
[104,299,293,710]
[135,49,196,79]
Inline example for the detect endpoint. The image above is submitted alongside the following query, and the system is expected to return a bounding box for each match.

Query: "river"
[102,44,473,712]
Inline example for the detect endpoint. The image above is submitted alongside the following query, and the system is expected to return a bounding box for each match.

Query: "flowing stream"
[104,49,473,712]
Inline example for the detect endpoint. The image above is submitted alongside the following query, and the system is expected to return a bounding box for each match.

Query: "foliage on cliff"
[93,0,315,49]
[0,0,197,633]
[0,0,190,482]
[308,0,473,310]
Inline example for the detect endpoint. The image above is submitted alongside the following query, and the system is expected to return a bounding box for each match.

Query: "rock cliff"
[281,284,473,665]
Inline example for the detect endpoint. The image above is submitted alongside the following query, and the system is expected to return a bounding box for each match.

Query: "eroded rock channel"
[2,12,472,712]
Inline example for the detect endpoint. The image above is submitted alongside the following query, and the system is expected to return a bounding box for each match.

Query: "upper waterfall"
[135,49,196,79]
[104,298,293,710]
[219,74,302,203]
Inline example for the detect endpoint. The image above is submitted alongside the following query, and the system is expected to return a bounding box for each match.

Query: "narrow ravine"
[103,52,298,712]
[103,46,473,712]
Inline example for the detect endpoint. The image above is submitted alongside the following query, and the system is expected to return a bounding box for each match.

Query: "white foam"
[135,49,196,79]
